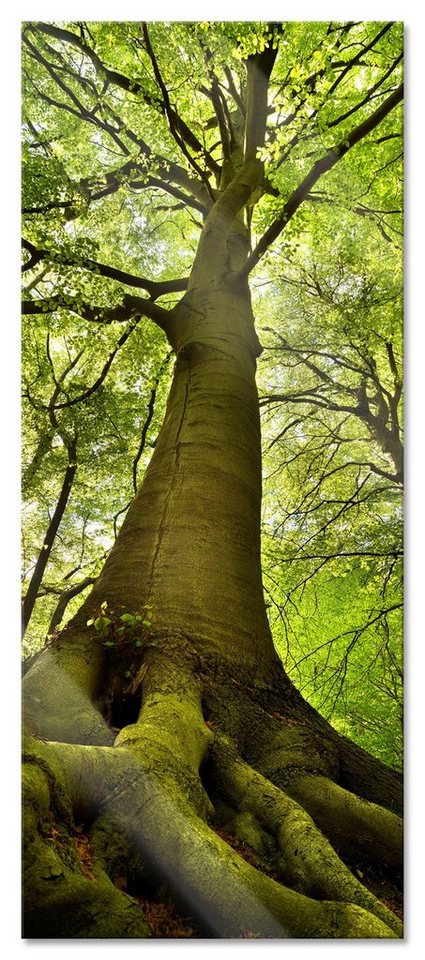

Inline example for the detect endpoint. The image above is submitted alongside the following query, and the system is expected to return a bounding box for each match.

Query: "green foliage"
[86,601,153,649]
[255,186,403,768]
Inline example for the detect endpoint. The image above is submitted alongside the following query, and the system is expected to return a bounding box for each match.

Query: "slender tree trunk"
[22,438,77,635]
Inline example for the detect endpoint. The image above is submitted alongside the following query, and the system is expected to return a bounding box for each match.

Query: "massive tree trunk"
[23,163,403,940]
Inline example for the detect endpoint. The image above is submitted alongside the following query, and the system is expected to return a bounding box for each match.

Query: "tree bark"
[85,286,276,676]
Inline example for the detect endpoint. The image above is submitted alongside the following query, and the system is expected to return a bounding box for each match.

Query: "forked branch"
[243,83,403,275]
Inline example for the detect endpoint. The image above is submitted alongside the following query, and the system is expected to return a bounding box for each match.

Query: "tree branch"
[244,29,281,162]
[327,54,403,130]
[53,320,140,410]
[22,293,172,331]
[141,22,219,190]
[132,352,172,492]
[30,21,219,178]
[24,27,214,210]
[243,83,403,275]
[21,238,188,300]
[326,22,395,99]
[47,576,97,636]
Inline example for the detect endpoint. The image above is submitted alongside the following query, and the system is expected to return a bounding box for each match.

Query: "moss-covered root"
[55,663,394,939]
[338,733,403,815]
[22,760,151,938]
[22,662,400,941]
[208,737,402,937]
[106,768,396,938]
[22,637,113,745]
[286,774,403,868]
[114,650,215,819]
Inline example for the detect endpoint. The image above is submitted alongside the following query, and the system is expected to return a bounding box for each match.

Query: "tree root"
[338,733,403,814]
[22,634,112,745]
[23,692,401,939]
[208,734,402,936]
[285,774,402,868]
[22,645,403,939]
[22,756,151,938]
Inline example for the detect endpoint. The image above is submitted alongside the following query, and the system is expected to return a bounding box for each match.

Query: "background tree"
[22,20,403,939]
[256,200,402,766]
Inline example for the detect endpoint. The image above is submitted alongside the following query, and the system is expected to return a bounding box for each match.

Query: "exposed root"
[338,733,403,814]
[207,734,402,936]
[286,774,402,868]
[22,756,151,938]
[95,758,396,938]
[22,650,402,940]
[22,633,112,745]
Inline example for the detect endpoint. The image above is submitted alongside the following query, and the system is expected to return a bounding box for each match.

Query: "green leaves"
[87,605,112,639]
[85,602,153,650]
[119,611,151,629]
[256,191,403,766]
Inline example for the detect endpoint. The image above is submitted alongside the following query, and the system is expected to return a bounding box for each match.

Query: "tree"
[256,214,403,766]
[22,21,403,938]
